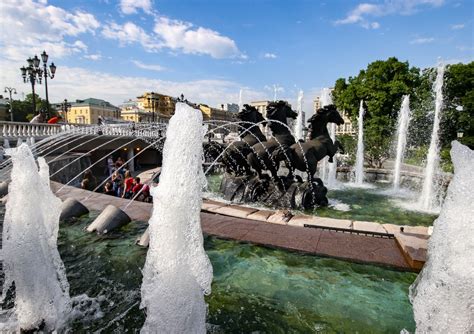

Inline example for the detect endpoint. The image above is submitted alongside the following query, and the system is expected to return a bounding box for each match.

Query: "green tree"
[333,57,421,168]
[442,62,474,148]
[11,93,57,121]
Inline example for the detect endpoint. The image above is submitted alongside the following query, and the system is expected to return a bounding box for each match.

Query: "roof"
[70,98,119,109]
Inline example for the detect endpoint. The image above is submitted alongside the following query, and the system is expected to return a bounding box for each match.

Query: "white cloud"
[119,0,152,14]
[101,21,160,51]
[451,23,465,30]
[335,0,445,29]
[153,17,242,59]
[84,54,102,61]
[101,16,243,59]
[263,53,277,59]
[0,0,99,60]
[410,37,435,44]
[0,58,265,108]
[132,60,165,71]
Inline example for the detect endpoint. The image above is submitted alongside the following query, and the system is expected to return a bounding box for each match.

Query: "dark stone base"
[220,174,328,210]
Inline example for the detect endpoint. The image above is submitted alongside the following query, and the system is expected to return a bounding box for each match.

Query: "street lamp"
[61,99,71,123]
[4,87,17,122]
[457,129,464,139]
[40,51,57,118]
[20,55,43,115]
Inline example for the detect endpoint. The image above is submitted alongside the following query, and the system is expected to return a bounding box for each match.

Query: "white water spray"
[294,90,304,141]
[393,95,411,190]
[354,100,365,185]
[238,88,243,112]
[1,144,71,332]
[419,65,445,211]
[410,141,474,333]
[140,103,213,333]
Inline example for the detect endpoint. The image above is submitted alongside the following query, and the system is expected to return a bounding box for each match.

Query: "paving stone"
[352,221,387,234]
[383,224,404,235]
[246,209,274,222]
[305,217,352,229]
[201,199,226,212]
[211,205,259,219]
[266,210,293,225]
[287,215,317,227]
[394,232,428,270]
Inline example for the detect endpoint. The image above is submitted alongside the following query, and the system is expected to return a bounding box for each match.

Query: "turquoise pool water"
[1,207,417,332]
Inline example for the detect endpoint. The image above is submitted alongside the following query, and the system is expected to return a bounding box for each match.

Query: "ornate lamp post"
[20,55,43,115]
[40,51,57,118]
[4,87,17,121]
[61,99,71,123]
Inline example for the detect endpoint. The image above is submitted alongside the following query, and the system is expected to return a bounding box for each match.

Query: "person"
[122,170,134,199]
[47,115,62,124]
[30,112,45,124]
[131,177,143,198]
[115,157,125,175]
[107,156,114,176]
[103,182,115,196]
[139,183,151,202]
[81,170,97,191]
[111,170,123,197]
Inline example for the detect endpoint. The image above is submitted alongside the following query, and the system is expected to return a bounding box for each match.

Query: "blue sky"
[0,0,472,111]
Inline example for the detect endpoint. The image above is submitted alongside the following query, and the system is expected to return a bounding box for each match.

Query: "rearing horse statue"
[247,100,297,181]
[203,105,267,175]
[272,104,345,183]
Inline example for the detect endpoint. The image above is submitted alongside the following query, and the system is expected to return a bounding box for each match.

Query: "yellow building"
[119,99,154,123]
[136,92,176,122]
[67,98,120,124]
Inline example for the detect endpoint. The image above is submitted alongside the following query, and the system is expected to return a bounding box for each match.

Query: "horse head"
[238,104,265,124]
[266,100,297,135]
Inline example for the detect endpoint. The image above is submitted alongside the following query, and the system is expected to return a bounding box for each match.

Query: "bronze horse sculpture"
[272,104,345,183]
[204,104,267,175]
[246,100,298,182]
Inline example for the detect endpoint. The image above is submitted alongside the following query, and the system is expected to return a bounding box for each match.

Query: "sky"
[0,0,472,112]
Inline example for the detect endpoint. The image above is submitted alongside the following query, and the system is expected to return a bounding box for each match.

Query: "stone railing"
[1,121,63,138]
[0,121,167,140]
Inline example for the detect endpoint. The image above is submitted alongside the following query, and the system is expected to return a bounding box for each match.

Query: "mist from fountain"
[393,95,411,191]
[1,144,71,332]
[239,88,243,112]
[140,103,213,333]
[294,90,304,141]
[354,100,365,185]
[409,141,474,333]
[419,65,445,211]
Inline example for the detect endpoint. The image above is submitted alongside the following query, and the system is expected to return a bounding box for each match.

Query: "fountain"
[393,95,411,190]
[419,65,445,211]
[1,144,71,332]
[238,88,243,112]
[140,103,213,332]
[354,100,365,185]
[294,90,304,141]
[410,141,473,333]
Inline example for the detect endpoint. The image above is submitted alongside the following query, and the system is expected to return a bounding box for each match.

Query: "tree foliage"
[10,94,56,122]
[333,57,420,167]
[333,58,474,168]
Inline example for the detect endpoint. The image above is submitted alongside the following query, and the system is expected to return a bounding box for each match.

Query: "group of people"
[104,155,151,202]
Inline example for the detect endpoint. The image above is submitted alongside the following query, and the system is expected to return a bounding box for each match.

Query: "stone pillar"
[127,146,135,172]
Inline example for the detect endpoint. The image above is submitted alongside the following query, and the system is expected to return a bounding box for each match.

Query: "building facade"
[68,98,120,124]
[136,92,176,122]
[221,103,239,113]
[0,97,9,121]
[119,99,155,123]
[335,110,356,136]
